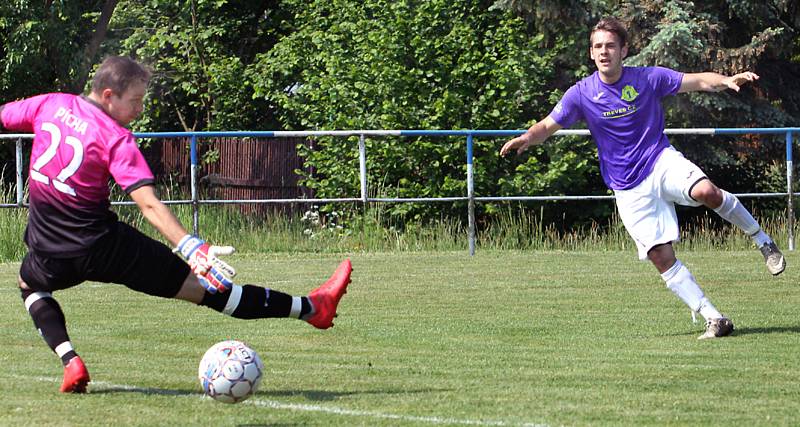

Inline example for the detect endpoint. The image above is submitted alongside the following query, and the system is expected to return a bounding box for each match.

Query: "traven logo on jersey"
[601,85,641,119]
[621,85,639,102]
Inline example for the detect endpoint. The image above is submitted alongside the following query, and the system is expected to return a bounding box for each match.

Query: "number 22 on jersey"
[30,121,84,197]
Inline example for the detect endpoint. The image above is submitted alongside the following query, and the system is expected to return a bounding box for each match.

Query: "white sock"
[750,230,771,248]
[289,297,303,319]
[54,341,75,359]
[713,190,764,241]
[661,260,722,321]
[221,285,243,316]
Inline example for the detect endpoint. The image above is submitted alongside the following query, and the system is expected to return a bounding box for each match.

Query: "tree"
[0,1,111,185]
[249,0,603,224]
[621,0,799,125]
[108,0,288,131]
[69,0,120,94]
[0,1,109,99]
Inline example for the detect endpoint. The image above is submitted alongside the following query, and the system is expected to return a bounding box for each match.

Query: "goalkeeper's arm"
[129,185,236,293]
[129,184,192,246]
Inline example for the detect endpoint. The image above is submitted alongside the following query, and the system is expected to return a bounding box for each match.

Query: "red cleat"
[306,259,352,329]
[60,356,90,393]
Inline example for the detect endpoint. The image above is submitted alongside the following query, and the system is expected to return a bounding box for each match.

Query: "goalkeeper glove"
[196,270,235,294]
[175,235,236,293]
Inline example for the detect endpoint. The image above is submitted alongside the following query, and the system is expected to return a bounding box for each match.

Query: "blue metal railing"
[3,127,799,254]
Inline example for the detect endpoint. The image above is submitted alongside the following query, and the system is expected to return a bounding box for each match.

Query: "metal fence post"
[467,134,476,256]
[787,131,795,251]
[359,134,368,204]
[16,137,24,206]
[190,134,199,235]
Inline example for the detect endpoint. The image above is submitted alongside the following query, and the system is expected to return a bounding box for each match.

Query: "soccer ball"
[198,340,264,403]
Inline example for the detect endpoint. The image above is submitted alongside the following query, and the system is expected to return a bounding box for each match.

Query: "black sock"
[21,289,77,366]
[199,285,312,319]
[300,297,312,318]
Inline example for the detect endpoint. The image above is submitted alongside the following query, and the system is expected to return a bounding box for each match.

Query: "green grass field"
[1,250,799,426]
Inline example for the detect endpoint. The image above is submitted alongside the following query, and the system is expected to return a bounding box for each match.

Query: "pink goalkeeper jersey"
[1,93,154,257]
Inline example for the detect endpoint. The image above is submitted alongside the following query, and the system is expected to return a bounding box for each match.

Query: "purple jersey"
[1,93,154,257]
[549,66,683,190]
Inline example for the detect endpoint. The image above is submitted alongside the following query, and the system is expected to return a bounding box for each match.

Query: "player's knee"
[19,286,33,302]
[18,278,38,304]
[690,180,722,208]
[173,273,207,304]
[647,244,676,273]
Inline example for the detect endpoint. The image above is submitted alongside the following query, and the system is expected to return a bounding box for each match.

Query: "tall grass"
[482,205,792,252]
[116,202,469,254]
[480,205,633,251]
[1,191,794,262]
[0,206,27,261]
[0,179,27,261]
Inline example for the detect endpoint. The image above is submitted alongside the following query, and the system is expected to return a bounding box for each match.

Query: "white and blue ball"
[198,340,264,403]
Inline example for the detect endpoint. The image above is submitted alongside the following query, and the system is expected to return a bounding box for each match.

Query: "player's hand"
[175,234,237,284]
[500,133,535,157]
[196,268,234,294]
[723,72,759,92]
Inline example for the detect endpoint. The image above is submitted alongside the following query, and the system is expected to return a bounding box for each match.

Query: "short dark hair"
[591,17,628,47]
[91,56,151,95]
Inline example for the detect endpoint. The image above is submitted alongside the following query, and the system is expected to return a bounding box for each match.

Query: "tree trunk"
[70,0,119,94]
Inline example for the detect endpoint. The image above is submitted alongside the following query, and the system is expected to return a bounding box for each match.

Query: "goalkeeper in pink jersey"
[0,56,352,393]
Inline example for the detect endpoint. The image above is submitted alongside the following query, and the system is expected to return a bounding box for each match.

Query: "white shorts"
[614,147,707,260]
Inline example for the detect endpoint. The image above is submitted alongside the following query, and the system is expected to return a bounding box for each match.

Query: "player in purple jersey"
[0,56,352,393]
[500,17,785,340]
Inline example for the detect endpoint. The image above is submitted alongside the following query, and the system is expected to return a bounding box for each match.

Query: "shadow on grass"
[729,325,800,336]
[89,385,447,402]
[259,387,447,402]
[665,324,800,338]
[90,385,201,397]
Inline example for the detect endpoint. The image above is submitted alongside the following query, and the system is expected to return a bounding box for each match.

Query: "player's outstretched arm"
[679,71,759,93]
[129,185,236,293]
[500,116,562,157]
[130,185,191,245]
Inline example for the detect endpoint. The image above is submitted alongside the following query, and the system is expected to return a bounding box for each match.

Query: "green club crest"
[621,85,639,102]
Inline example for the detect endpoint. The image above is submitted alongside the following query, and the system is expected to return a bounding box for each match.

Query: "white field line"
[13,374,549,427]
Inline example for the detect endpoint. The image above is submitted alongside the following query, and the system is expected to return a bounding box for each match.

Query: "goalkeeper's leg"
[198,284,314,320]
[20,286,78,364]
[19,250,92,393]
[20,282,90,393]
[180,259,353,329]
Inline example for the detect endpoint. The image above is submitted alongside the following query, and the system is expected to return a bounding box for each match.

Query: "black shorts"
[19,222,191,298]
